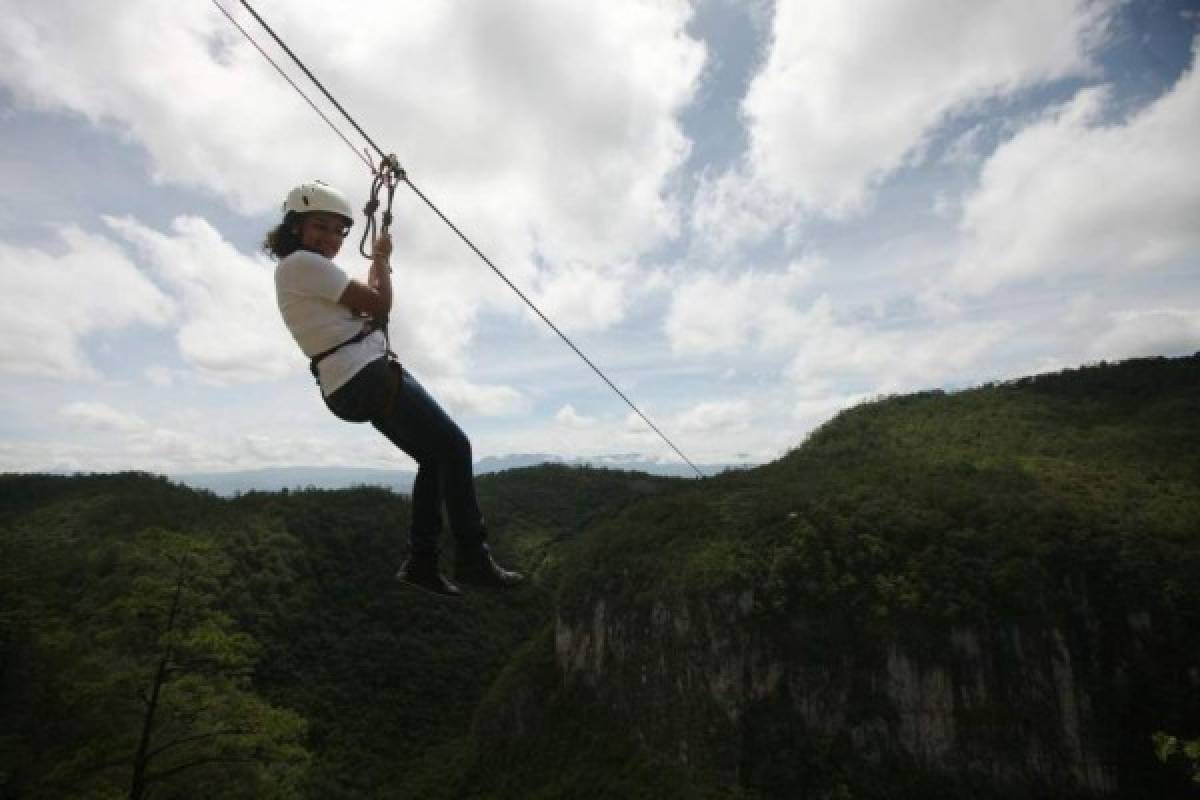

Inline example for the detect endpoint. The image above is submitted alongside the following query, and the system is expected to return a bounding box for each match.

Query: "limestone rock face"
[551,585,1172,796]
[479,357,1200,797]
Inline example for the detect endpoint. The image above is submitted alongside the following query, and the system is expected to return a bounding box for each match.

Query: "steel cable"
[213,0,705,478]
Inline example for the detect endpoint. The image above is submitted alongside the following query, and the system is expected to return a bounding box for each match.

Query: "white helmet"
[282,180,354,225]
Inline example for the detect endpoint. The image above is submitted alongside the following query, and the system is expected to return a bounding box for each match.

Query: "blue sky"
[0,0,1197,476]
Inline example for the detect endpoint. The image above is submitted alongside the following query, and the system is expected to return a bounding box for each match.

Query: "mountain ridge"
[167,454,744,496]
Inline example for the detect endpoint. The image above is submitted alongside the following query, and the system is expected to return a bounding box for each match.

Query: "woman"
[267,179,522,596]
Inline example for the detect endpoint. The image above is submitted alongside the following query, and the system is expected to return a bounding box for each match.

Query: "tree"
[3,527,308,799]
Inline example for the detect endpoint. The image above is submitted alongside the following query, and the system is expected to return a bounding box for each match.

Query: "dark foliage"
[1,355,1198,798]
[475,355,1200,798]
[0,465,681,798]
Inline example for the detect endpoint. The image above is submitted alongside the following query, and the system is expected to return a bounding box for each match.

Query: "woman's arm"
[337,232,393,317]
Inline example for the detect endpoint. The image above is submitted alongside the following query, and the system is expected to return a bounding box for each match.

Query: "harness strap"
[309,322,377,383]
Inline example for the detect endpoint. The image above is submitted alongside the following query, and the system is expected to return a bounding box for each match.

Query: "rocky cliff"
[552,586,1173,797]
[472,357,1200,799]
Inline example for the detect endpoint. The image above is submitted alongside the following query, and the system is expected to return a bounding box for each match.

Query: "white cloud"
[0,227,174,379]
[0,395,374,474]
[478,406,705,464]
[428,376,527,418]
[60,401,148,434]
[3,0,1194,474]
[664,259,1006,402]
[555,404,597,428]
[784,295,1007,393]
[951,48,1200,293]
[0,0,711,472]
[144,366,175,387]
[0,1,307,213]
[689,168,791,257]
[1090,308,1200,361]
[532,263,628,333]
[665,258,817,355]
[0,0,704,311]
[676,399,751,433]
[104,215,298,383]
[388,267,484,379]
[751,0,1113,213]
[694,0,1115,249]
[0,423,358,475]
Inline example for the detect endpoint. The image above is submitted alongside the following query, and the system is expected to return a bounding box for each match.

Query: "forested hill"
[0,464,683,798]
[1,355,1198,798]
[472,354,1200,799]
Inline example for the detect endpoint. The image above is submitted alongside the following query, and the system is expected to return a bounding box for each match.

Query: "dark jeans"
[324,358,485,557]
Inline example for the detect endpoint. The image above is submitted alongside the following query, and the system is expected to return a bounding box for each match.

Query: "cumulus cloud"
[0,1,309,213]
[60,401,148,433]
[951,47,1200,293]
[49,401,224,471]
[1090,308,1200,361]
[0,227,174,379]
[664,257,1006,399]
[16,401,358,473]
[745,0,1113,214]
[784,295,1007,393]
[428,376,528,418]
[689,168,792,257]
[0,0,705,327]
[665,259,817,355]
[531,263,628,333]
[6,0,1194,473]
[555,404,597,428]
[690,0,1116,252]
[478,405,697,464]
[668,260,1007,389]
[676,399,751,433]
[104,215,298,383]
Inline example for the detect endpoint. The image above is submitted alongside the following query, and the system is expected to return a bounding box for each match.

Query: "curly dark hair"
[262,212,303,260]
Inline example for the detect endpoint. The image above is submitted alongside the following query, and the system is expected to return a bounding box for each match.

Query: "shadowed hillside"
[0,467,683,798]
[467,355,1200,799]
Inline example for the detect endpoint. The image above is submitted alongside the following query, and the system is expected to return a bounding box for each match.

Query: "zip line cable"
[214,0,706,478]
[210,0,373,173]
[401,178,704,480]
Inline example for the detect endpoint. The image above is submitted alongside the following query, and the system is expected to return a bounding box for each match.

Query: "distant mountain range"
[171,454,747,496]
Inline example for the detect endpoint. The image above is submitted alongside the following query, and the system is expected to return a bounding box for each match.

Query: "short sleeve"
[279,250,351,302]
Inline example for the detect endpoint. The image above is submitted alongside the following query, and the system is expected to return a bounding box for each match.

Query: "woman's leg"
[405,460,443,556]
[370,365,486,555]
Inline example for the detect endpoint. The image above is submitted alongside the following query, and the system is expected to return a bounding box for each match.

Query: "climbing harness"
[308,319,384,383]
[213,0,706,478]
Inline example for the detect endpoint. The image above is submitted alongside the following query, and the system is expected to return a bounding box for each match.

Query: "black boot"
[454,543,525,588]
[397,553,461,597]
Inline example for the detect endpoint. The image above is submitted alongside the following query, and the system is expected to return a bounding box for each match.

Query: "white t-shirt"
[274,250,388,396]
